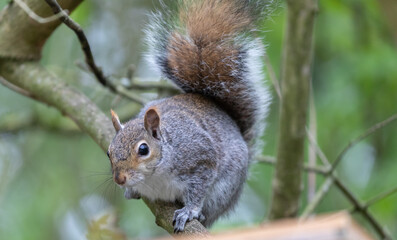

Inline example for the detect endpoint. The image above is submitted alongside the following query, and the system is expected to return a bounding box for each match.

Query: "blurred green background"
[0,0,397,239]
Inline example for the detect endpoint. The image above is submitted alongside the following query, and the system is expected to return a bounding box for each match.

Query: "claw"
[172,207,201,233]
[198,213,206,222]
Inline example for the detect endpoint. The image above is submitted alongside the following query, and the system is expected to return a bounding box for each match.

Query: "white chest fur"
[134,171,186,202]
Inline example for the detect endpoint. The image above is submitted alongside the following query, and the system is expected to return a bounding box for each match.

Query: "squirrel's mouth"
[116,174,143,188]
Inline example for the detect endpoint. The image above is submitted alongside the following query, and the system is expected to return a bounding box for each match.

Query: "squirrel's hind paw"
[172,207,202,233]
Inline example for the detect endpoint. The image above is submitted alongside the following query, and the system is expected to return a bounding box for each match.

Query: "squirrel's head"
[107,108,162,187]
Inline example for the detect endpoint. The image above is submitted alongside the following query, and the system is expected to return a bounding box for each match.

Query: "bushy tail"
[145,0,273,148]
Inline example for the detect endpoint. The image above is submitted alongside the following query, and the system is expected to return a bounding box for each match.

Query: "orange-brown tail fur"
[145,0,272,149]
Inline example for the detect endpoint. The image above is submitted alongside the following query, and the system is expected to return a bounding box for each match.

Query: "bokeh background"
[0,0,396,239]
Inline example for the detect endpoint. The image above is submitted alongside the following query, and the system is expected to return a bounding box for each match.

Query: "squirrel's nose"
[114,172,127,185]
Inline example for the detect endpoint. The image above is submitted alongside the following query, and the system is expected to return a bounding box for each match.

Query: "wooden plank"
[157,211,375,240]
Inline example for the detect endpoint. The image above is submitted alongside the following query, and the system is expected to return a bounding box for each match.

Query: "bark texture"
[0,0,79,60]
[269,0,318,219]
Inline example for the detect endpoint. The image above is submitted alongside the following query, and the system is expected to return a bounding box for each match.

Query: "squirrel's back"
[145,0,272,150]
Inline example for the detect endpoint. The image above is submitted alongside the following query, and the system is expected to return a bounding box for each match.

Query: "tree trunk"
[269,0,318,220]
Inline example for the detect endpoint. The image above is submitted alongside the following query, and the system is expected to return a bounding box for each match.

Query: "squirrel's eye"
[107,151,110,158]
[138,143,149,156]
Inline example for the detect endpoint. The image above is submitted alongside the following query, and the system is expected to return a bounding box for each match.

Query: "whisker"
[102,180,115,202]
[93,177,113,194]
[83,173,112,178]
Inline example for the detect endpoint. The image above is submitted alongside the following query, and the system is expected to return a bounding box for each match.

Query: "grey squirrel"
[107,0,271,233]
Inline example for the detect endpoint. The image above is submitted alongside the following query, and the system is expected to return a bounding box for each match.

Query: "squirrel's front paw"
[172,207,201,233]
[124,188,141,199]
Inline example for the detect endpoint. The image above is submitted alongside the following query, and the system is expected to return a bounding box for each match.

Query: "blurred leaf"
[87,214,127,240]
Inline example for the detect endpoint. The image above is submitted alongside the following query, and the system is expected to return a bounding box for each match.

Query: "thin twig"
[44,0,110,90]
[264,53,281,100]
[300,175,333,220]
[307,83,318,202]
[125,63,180,94]
[0,76,36,99]
[334,178,391,240]
[75,61,147,105]
[76,60,178,97]
[14,0,68,24]
[363,186,397,209]
[112,82,147,105]
[257,155,277,164]
[300,177,335,219]
[127,80,181,94]
[331,113,397,172]
[306,127,330,167]
[256,155,328,175]
[126,64,136,80]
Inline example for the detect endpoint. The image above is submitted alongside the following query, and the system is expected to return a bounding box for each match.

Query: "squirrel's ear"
[111,109,124,132]
[144,108,160,139]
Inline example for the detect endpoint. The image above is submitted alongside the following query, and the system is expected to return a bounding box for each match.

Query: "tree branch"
[14,0,68,24]
[331,113,397,173]
[144,199,209,238]
[0,76,35,99]
[269,0,318,220]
